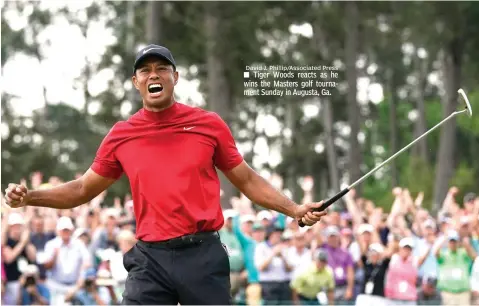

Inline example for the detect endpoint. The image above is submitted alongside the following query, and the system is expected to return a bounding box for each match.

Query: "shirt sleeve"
[43,240,55,263]
[471,258,479,291]
[345,252,354,268]
[211,113,244,172]
[90,125,124,179]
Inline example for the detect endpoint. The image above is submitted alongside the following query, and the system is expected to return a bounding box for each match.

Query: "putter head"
[458,88,473,117]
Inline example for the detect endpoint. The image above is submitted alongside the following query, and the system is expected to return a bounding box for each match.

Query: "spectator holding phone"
[16,265,50,305]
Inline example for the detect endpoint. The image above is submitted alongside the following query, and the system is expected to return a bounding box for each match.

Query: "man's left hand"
[294,201,327,226]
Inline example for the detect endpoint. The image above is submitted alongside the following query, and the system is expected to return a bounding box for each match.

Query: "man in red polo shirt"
[4,44,326,305]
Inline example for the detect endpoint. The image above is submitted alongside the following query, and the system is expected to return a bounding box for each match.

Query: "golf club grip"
[298,188,350,227]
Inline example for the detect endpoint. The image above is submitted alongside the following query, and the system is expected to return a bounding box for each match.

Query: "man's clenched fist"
[4,183,29,208]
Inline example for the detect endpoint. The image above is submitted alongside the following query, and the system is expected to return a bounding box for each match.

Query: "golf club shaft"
[298,109,467,227]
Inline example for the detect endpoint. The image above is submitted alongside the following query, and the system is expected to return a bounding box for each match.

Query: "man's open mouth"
[148,83,163,93]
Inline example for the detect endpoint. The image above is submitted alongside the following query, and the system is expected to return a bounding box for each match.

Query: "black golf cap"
[133,44,176,74]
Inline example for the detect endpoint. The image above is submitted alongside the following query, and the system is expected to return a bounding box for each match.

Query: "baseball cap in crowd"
[282,230,293,241]
[369,243,385,254]
[316,249,328,262]
[357,223,374,235]
[447,230,460,241]
[240,214,255,224]
[84,268,97,279]
[133,44,176,74]
[23,264,39,276]
[73,228,89,240]
[56,216,74,231]
[223,209,237,220]
[325,226,340,237]
[257,210,273,221]
[464,192,476,203]
[399,237,414,248]
[459,216,470,225]
[8,213,25,226]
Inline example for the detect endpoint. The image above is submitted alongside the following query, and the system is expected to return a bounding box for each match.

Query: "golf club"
[299,88,473,227]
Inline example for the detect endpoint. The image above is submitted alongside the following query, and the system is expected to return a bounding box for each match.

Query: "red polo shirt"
[90,102,243,241]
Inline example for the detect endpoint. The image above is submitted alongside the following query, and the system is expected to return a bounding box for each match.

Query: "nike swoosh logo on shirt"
[183,126,195,130]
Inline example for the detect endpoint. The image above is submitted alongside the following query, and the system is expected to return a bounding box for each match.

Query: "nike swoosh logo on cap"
[143,47,163,54]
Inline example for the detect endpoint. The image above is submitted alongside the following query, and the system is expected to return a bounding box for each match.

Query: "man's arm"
[5,169,116,210]
[224,162,325,225]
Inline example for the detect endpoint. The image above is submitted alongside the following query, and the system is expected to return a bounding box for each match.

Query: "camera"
[25,276,36,286]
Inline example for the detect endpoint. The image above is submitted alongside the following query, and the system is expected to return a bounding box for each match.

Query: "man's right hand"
[4,183,29,208]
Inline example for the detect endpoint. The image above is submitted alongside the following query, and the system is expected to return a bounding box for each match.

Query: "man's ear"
[173,71,179,86]
[132,75,140,90]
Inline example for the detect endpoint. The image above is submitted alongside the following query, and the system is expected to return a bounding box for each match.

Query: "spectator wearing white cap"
[471,255,479,305]
[16,264,50,305]
[2,213,36,306]
[434,230,477,306]
[384,237,418,304]
[257,210,273,229]
[349,223,376,263]
[42,216,92,305]
[322,226,355,303]
[355,243,392,306]
[414,219,440,280]
[219,209,244,299]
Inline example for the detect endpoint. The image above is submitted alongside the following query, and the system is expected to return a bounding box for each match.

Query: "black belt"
[139,231,219,249]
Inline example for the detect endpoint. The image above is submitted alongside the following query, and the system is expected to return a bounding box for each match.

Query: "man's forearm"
[26,180,90,209]
[238,171,297,218]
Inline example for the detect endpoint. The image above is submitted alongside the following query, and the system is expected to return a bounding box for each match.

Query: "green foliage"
[1,1,478,208]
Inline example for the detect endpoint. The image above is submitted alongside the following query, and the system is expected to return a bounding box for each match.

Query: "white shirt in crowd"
[472,256,479,293]
[285,247,312,279]
[43,237,91,284]
[254,242,290,282]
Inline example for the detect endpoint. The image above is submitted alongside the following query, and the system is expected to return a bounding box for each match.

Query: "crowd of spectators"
[1,172,478,305]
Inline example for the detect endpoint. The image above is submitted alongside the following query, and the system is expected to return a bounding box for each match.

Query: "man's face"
[132,57,178,110]
[252,229,265,242]
[448,239,458,251]
[293,235,306,249]
[59,229,72,241]
[9,224,23,239]
[261,218,270,228]
[106,216,117,232]
[399,246,412,259]
[327,234,340,248]
[242,221,253,235]
[32,218,44,233]
[316,259,327,270]
[224,218,233,230]
[269,231,282,245]
[361,231,372,243]
[423,227,436,243]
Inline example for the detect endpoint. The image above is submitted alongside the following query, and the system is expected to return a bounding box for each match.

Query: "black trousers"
[121,232,231,305]
[260,281,292,305]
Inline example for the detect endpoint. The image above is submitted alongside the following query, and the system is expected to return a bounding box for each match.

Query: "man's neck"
[143,99,175,112]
